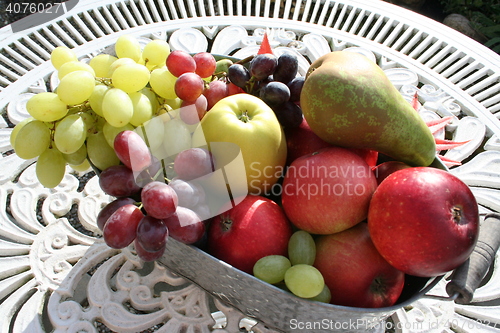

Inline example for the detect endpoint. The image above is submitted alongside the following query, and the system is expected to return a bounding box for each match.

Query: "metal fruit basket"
[1,0,500,332]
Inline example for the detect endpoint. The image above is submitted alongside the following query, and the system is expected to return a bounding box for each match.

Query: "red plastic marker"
[258,32,273,54]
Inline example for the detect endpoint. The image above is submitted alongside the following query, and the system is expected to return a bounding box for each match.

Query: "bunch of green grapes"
[10,35,177,188]
[253,230,331,303]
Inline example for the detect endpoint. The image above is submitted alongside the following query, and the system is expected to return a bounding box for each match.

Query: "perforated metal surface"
[1,0,499,132]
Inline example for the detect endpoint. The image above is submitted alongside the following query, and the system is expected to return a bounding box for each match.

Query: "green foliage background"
[439,0,500,53]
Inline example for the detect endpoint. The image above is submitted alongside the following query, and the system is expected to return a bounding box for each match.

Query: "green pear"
[300,51,436,167]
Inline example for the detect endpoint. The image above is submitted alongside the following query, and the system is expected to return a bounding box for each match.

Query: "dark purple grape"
[273,53,298,84]
[259,81,290,106]
[97,197,136,231]
[288,76,305,102]
[99,165,141,197]
[227,64,251,88]
[272,101,303,129]
[250,54,278,81]
[136,215,168,252]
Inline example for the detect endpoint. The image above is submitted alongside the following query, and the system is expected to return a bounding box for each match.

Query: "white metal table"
[1,0,500,332]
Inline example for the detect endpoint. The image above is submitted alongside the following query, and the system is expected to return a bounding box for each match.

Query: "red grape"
[174,148,214,180]
[179,94,208,125]
[99,165,141,197]
[114,130,152,172]
[192,203,211,221]
[134,238,165,262]
[193,52,217,78]
[169,178,206,208]
[174,72,204,102]
[97,197,136,231]
[103,204,144,249]
[166,50,196,77]
[136,215,168,252]
[163,207,205,244]
[141,181,178,219]
[227,82,245,95]
[203,80,229,110]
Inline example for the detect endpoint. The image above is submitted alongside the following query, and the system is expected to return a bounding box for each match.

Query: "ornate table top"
[1,0,500,332]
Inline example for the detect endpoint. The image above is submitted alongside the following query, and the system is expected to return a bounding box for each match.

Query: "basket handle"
[445,212,500,304]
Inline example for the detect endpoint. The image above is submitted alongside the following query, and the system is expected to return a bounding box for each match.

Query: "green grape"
[53,114,87,154]
[77,111,98,136]
[253,255,291,284]
[141,87,160,115]
[163,118,191,158]
[164,97,182,110]
[69,159,91,172]
[51,46,78,70]
[89,54,118,77]
[115,35,141,62]
[10,117,35,147]
[89,84,110,117]
[284,264,324,299]
[129,91,153,126]
[136,116,164,152]
[149,67,177,99]
[26,92,68,122]
[62,143,87,165]
[306,284,331,303]
[13,120,51,159]
[57,60,95,79]
[112,63,150,93]
[288,230,316,266]
[101,88,134,127]
[86,131,120,171]
[57,70,95,106]
[142,39,170,68]
[107,57,136,77]
[36,147,66,188]
[103,121,134,148]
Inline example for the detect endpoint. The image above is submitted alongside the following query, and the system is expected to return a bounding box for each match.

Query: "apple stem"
[239,111,250,123]
[221,216,233,232]
[452,206,463,225]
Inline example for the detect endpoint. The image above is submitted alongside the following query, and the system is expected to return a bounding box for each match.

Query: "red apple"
[207,195,293,274]
[285,118,379,167]
[372,160,411,184]
[349,148,379,168]
[368,167,479,277]
[284,117,331,165]
[314,223,405,308]
[281,146,378,234]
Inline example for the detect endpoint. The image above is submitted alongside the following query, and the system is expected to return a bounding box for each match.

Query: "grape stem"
[234,55,255,65]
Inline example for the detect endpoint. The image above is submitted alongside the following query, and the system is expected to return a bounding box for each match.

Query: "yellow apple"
[195,94,287,196]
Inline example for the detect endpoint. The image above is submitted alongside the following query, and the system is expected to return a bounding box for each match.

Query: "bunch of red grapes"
[97,49,305,261]
[97,130,214,261]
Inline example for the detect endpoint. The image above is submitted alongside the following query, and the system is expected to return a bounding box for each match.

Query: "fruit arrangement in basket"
[10,33,480,309]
